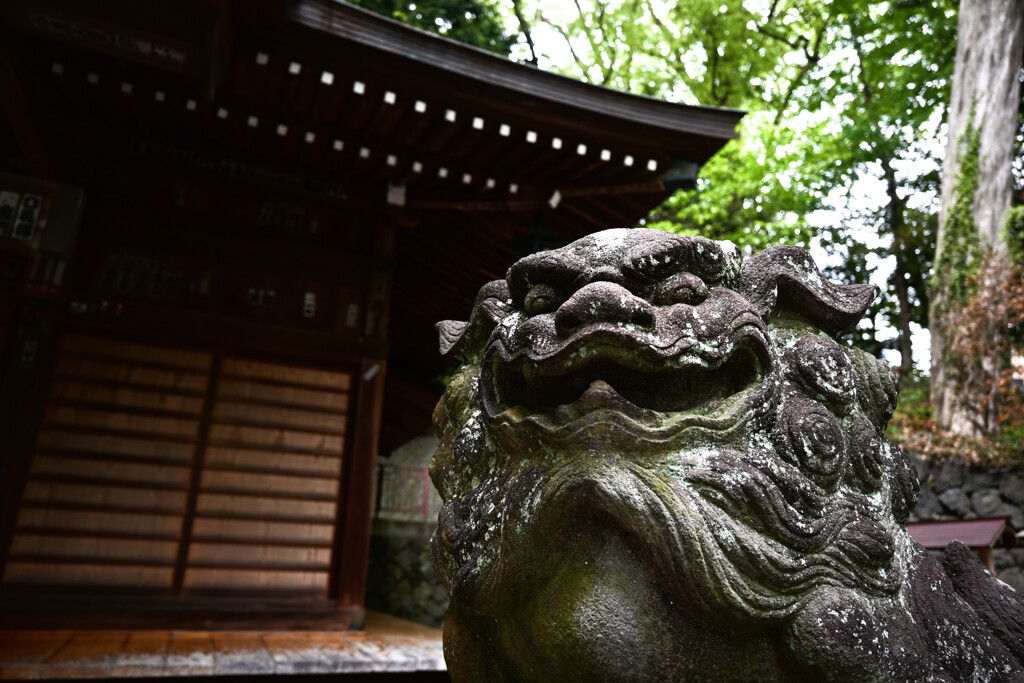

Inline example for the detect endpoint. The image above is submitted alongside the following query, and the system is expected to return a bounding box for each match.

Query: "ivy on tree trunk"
[931,0,1024,438]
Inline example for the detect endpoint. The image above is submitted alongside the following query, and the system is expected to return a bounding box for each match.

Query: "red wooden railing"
[374,459,440,523]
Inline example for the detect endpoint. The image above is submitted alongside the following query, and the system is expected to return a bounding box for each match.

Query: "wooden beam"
[405,197,544,212]
[286,1,742,163]
[10,1,207,78]
[403,179,667,212]
[202,0,232,102]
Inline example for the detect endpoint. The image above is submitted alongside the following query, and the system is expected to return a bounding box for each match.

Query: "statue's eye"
[654,273,709,306]
[524,284,561,315]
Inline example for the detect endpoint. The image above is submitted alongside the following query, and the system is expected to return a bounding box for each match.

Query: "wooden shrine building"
[0,0,741,632]
[908,517,1020,573]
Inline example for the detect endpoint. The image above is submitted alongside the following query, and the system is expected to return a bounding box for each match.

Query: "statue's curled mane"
[430,229,1024,681]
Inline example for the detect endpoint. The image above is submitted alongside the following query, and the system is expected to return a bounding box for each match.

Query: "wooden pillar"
[0,36,72,569]
[332,208,395,627]
[0,301,60,579]
[334,355,387,627]
[977,546,995,573]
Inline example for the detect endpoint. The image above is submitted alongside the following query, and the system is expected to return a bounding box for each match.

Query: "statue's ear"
[739,246,877,336]
[437,280,512,361]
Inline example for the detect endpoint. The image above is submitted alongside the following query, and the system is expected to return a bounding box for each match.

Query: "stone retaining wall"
[908,452,1024,591]
[365,519,448,628]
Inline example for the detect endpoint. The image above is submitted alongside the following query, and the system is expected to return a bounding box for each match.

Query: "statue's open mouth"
[481,325,774,436]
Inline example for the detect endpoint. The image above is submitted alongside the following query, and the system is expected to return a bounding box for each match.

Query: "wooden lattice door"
[2,334,351,598]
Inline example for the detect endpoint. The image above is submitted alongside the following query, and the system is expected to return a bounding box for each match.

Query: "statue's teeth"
[554,403,575,423]
[584,379,616,395]
[577,379,625,409]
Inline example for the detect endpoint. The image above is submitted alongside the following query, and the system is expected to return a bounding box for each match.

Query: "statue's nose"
[554,281,655,335]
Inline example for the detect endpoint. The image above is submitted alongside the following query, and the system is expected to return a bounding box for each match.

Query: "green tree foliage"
[645,114,851,252]
[373,0,959,374]
[820,0,954,374]
[524,0,956,375]
[932,116,981,308]
[526,1,847,252]
[347,0,514,55]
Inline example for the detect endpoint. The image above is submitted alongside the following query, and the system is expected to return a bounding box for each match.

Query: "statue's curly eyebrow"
[625,235,739,287]
[622,236,702,283]
[506,252,584,303]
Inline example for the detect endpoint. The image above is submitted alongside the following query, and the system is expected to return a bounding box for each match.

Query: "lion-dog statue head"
[430,228,1024,681]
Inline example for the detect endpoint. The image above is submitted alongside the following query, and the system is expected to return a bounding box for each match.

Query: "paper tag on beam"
[387,183,406,207]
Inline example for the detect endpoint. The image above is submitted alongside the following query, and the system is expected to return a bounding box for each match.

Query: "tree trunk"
[881,158,914,381]
[930,0,1024,436]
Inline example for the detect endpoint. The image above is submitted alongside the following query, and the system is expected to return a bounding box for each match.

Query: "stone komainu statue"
[429,228,1024,681]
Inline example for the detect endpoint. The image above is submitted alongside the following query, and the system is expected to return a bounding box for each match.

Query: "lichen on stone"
[430,228,1024,681]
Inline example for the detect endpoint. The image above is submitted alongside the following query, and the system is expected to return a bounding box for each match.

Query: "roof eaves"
[286,0,744,151]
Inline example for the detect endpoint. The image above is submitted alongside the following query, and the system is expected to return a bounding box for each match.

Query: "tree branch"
[592,0,616,84]
[536,11,583,67]
[771,28,822,125]
[510,0,538,67]
[881,156,914,379]
[850,30,874,111]
[573,0,615,82]
[643,0,677,42]
[772,58,812,123]
[755,24,805,51]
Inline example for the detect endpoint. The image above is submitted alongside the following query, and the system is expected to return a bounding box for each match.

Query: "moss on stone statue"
[431,228,1024,680]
